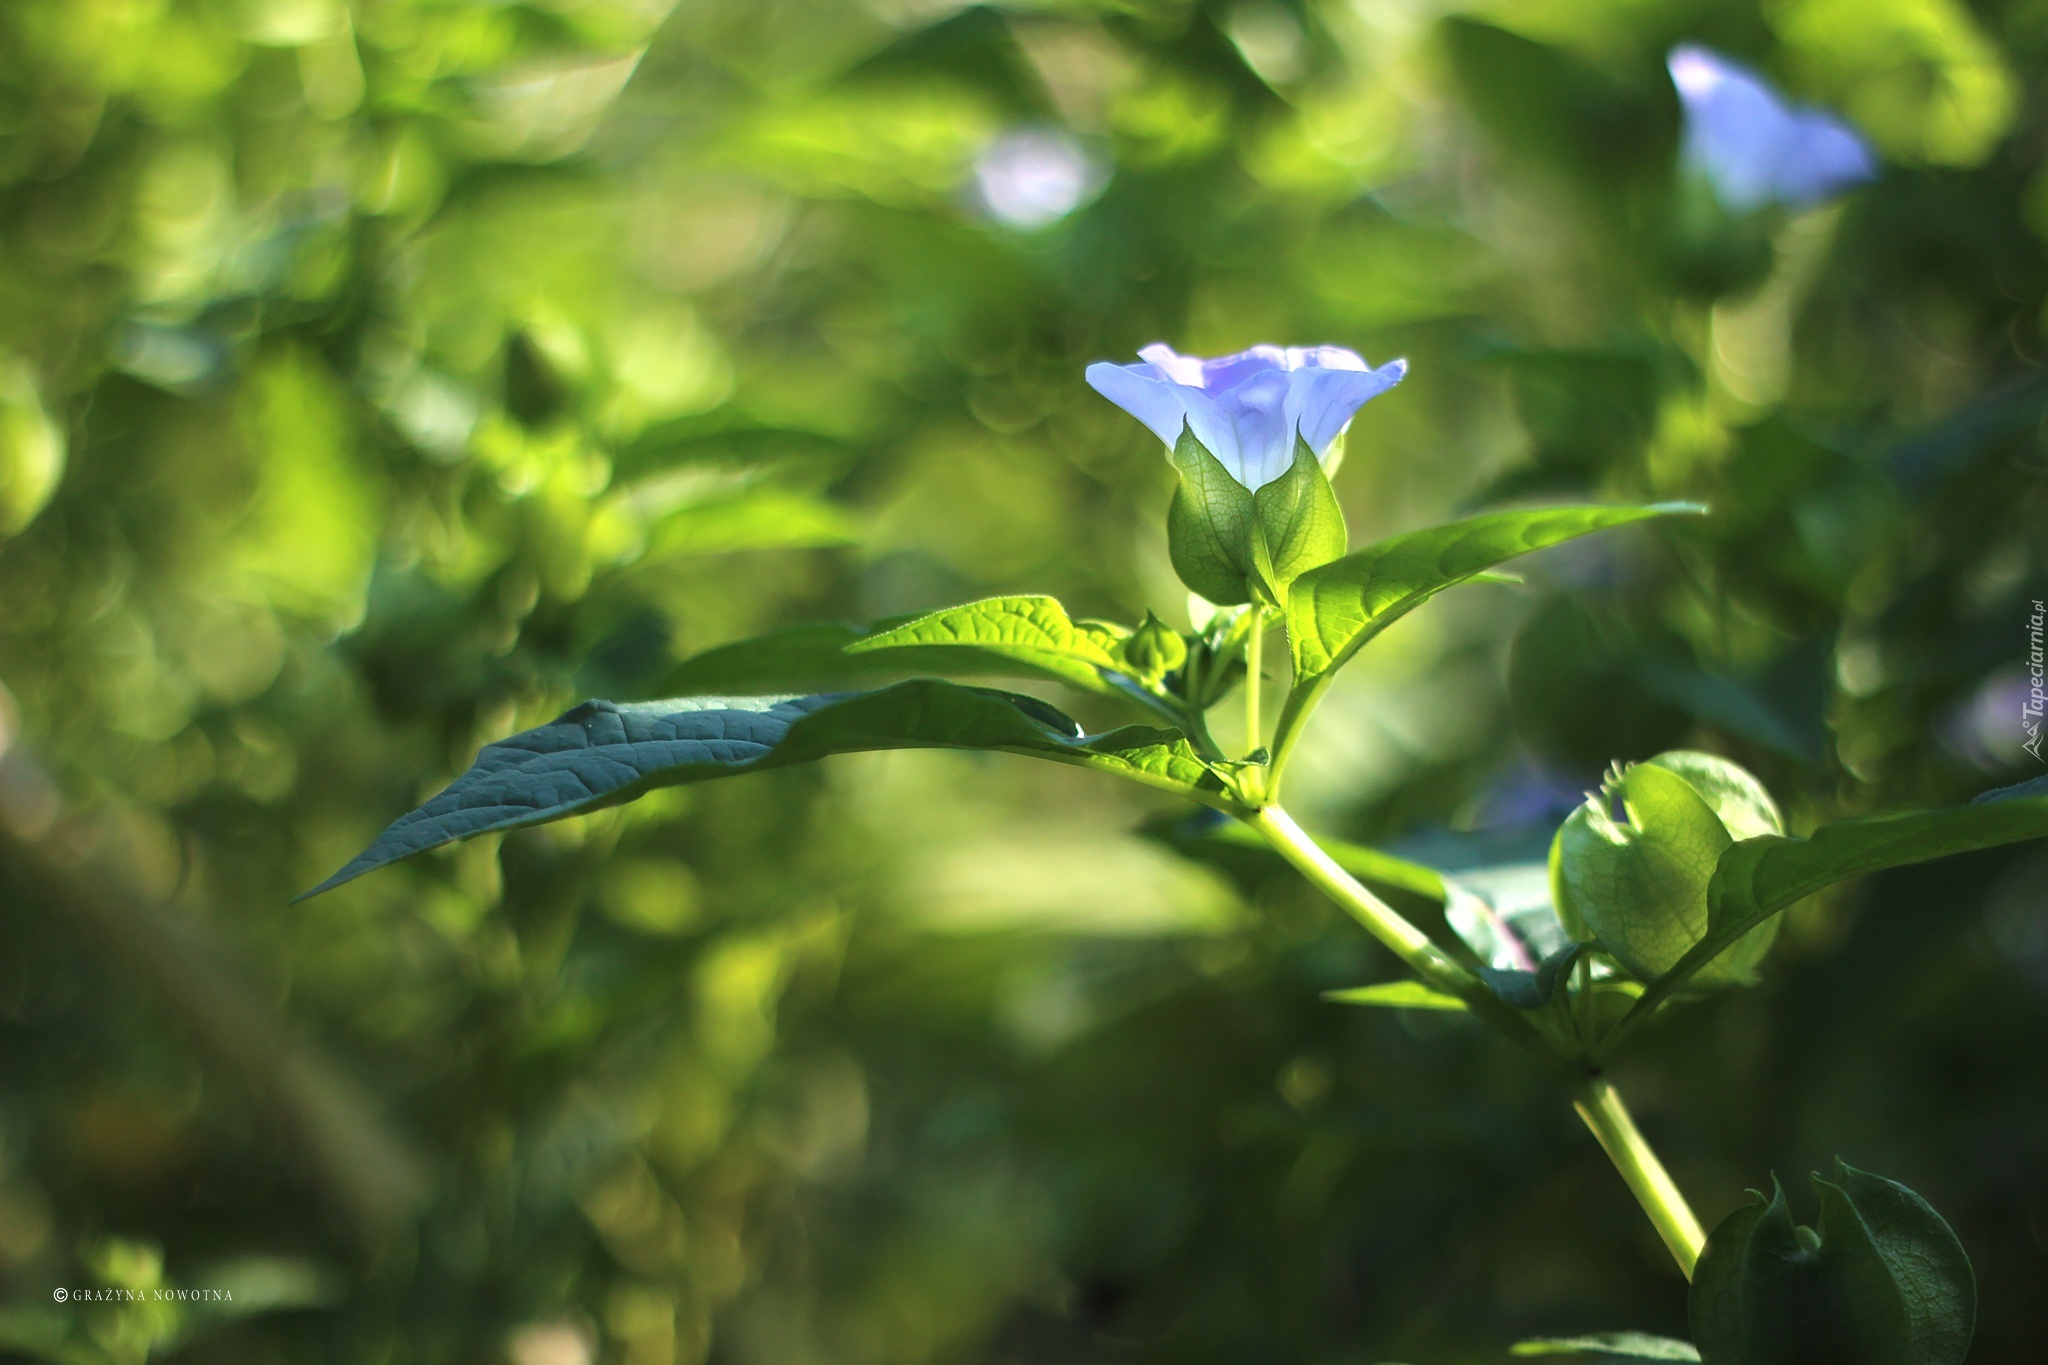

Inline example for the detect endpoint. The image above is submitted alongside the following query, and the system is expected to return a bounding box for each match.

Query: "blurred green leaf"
[1325,980,1468,1011]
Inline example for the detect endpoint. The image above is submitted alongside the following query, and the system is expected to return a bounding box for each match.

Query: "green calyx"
[1690,1161,1975,1365]
[1165,426,1347,608]
[1550,750,1784,986]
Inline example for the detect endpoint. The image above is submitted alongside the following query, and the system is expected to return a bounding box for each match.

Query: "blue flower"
[1085,343,1406,491]
[1668,45,1877,212]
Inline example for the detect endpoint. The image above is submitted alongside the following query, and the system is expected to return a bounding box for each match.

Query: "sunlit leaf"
[1286,504,1701,685]
[845,595,1140,700]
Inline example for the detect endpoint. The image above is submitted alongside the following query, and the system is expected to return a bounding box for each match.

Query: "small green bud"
[1122,612,1187,684]
[1550,750,1783,985]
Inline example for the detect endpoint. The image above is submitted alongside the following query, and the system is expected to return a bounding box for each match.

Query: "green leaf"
[299,680,1233,899]
[1286,504,1701,684]
[1247,435,1347,604]
[639,489,861,559]
[1690,1163,1974,1365]
[1324,980,1468,1011]
[845,596,1140,700]
[1510,1332,1700,1360]
[1622,780,2048,1020]
[1167,424,1257,605]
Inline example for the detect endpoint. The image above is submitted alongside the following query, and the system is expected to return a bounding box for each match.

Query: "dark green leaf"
[1479,943,1582,1010]
[1691,1164,1974,1365]
[299,680,1231,899]
[1286,504,1701,685]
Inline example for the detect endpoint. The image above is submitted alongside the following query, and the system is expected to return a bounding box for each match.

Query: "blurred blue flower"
[1085,343,1406,490]
[1668,44,1876,212]
[973,129,1103,230]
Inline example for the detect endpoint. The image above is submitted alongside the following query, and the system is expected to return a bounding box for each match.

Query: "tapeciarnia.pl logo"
[2026,599,2045,762]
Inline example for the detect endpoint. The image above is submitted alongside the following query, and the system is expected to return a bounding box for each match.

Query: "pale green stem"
[1249,806,1706,1278]
[1243,606,1266,756]
[1570,1077,1706,1279]
[1243,806,1473,998]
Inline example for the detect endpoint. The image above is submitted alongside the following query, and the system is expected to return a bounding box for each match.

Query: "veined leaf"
[1286,504,1701,683]
[1325,980,1468,1011]
[640,489,861,559]
[300,680,1232,899]
[1613,779,2048,1039]
[845,595,1139,700]
[1167,424,1257,605]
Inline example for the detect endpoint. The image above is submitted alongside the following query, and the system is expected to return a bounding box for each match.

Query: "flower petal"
[1085,361,1193,448]
[1283,344,1369,373]
[1218,369,1297,490]
[1199,345,1291,393]
[1293,359,1407,456]
[1087,360,1243,479]
[1134,343,1207,387]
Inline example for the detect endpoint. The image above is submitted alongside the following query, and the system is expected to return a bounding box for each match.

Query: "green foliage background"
[0,0,2044,1361]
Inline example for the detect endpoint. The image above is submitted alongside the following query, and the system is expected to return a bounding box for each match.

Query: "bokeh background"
[1,0,2046,1361]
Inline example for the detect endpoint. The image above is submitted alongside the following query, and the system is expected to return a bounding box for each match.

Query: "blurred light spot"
[239,0,349,46]
[1276,1054,1331,1112]
[1227,2,1306,87]
[117,322,226,391]
[598,857,702,936]
[1938,667,2036,771]
[973,128,1103,230]
[508,1319,596,1365]
[998,960,1095,1053]
[1011,21,1133,132]
[1771,0,2017,168]
[386,371,479,461]
[468,52,646,163]
[896,831,1241,936]
[0,357,63,536]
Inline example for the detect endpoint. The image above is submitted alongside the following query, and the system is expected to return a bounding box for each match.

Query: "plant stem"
[1570,1077,1706,1279]
[1249,806,1707,1276]
[1243,606,1265,756]
[1243,806,1472,997]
